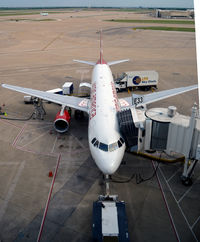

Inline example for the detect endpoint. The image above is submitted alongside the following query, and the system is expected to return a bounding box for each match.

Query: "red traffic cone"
[48,171,53,177]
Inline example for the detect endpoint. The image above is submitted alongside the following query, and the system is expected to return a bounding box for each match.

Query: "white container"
[126,70,159,87]
[62,82,73,95]
[24,96,33,104]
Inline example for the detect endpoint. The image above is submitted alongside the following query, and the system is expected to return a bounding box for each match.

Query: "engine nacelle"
[54,110,71,133]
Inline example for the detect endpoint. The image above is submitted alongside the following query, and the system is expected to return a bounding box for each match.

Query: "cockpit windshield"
[109,142,118,152]
[91,137,125,152]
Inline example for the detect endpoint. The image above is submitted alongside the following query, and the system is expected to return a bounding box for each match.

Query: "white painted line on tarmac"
[0,162,20,166]
[68,135,74,155]
[0,160,25,222]
[192,215,200,229]
[12,123,27,146]
[27,121,52,125]
[61,148,89,156]
[15,145,58,158]
[51,136,57,153]
[70,133,86,149]
[167,167,182,182]
[159,167,199,242]
[25,124,52,132]
[20,129,50,148]
[178,185,195,204]
[152,161,180,242]
[37,154,61,242]
[0,119,22,129]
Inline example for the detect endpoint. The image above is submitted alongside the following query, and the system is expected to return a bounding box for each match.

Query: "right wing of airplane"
[1,84,89,113]
[119,84,198,108]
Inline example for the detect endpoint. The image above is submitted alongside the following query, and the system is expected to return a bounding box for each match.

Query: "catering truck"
[114,71,158,92]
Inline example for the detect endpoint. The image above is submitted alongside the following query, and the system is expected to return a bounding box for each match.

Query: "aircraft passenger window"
[118,140,122,148]
[99,142,108,152]
[91,138,96,144]
[109,142,118,152]
[94,140,99,148]
[120,137,125,144]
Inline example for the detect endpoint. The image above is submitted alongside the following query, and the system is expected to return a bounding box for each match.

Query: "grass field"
[133,26,195,32]
[108,19,195,25]
[6,18,56,22]
[0,10,74,16]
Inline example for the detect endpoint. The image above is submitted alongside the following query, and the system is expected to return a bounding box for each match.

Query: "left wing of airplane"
[119,84,198,108]
[1,84,89,113]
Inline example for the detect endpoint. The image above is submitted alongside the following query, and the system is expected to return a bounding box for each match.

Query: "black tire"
[75,110,84,119]
[181,176,193,186]
[139,86,146,91]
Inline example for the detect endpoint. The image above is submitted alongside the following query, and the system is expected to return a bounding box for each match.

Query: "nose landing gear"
[105,174,110,196]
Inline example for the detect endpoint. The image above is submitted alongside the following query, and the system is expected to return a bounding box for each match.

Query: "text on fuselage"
[90,83,96,120]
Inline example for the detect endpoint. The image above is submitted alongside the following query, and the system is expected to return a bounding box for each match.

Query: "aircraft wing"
[119,85,198,108]
[2,84,89,113]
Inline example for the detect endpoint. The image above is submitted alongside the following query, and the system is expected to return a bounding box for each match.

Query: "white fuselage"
[88,64,126,175]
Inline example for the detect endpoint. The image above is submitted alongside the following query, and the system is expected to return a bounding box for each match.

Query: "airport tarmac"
[0,9,199,242]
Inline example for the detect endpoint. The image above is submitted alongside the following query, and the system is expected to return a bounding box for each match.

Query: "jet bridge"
[117,104,200,186]
[117,107,146,150]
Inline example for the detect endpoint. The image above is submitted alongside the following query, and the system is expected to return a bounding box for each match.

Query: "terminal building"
[155,9,194,19]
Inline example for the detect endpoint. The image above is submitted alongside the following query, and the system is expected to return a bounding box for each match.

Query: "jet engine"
[54,109,71,133]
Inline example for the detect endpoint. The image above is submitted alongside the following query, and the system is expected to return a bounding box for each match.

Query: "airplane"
[1,33,198,175]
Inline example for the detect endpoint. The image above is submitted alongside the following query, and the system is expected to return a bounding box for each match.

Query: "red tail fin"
[100,30,103,64]
[97,30,107,64]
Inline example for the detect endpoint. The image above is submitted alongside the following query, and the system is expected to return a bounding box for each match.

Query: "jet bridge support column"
[181,103,198,185]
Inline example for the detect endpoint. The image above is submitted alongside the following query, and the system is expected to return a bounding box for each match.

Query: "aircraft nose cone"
[101,159,120,175]
[91,145,125,175]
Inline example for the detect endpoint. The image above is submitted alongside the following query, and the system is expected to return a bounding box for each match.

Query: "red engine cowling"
[54,110,71,133]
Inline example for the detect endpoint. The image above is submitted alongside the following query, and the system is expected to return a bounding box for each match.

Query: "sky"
[0,0,194,8]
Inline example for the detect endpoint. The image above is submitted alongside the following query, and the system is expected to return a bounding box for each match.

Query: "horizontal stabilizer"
[107,59,129,66]
[73,59,96,66]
